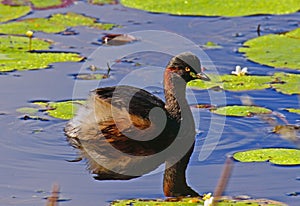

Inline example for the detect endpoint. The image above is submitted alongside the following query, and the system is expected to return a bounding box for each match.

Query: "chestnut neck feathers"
[163,52,201,121]
[164,68,188,121]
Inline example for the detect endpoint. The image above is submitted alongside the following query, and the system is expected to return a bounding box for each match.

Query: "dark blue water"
[0,2,299,205]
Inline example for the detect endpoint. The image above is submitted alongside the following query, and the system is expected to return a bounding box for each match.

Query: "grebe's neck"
[164,68,189,121]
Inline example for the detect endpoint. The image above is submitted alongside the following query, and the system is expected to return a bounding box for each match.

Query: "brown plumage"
[64,52,210,196]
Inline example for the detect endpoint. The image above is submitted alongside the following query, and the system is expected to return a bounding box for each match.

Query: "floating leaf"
[17,100,85,120]
[0,36,84,72]
[201,41,222,49]
[3,0,74,10]
[89,0,118,5]
[239,28,300,70]
[271,73,300,95]
[211,105,272,117]
[30,0,73,9]
[111,197,286,206]
[74,73,106,80]
[221,75,273,91]
[0,4,31,23]
[233,148,300,165]
[285,108,300,114]
[188,74,272,91]
[33,100,85,120]
[32,102,48,108]
[16,107,39,115]
[0,12,115,35]
[120,0,300,17]
[30,0,64,8]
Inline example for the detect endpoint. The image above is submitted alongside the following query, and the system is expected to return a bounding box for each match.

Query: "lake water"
[0,2,299,206]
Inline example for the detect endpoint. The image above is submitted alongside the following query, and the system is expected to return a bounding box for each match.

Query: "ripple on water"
[0,114,76,172]
[192,110,295,164]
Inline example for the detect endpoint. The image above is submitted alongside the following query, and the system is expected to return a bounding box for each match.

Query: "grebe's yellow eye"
[185,67,190,72]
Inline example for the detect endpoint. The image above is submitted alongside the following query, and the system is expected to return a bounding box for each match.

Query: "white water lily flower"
[231,65,248,76]
[204,197,214,206]
[203,193,214,206]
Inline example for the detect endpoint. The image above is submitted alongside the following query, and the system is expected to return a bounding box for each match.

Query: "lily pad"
[3,0,75,10]
[89,0,118,5]
[239,28,300,70]
[33,100,85,120]
[0,4,31,23]
[285,108,300,114]
[201,41,222,49]
[211,105,272,117]
[0,12,115,35]
[188,74,273,91]
[16,107,39,115]
[30,0,73,9]
[120,0,300,17]
[271,73,300,95]
[74,73,106,80]
[0,36,84,72]
[111,197,286,206]
[233,148,300,165]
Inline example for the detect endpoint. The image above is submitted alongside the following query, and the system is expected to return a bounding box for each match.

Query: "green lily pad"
[16,107,39,115]
[111,198,203,206]
[188,74,273,91]
[239,28,300,70]
[111,197,286,206]
[30,0,69,9]
[285,108,300,114]
[0,12,115,35]
[0,4,31,23]
[4,0,74,10]
[0,36,84,72]
[33,100,85,120]
[271,73,300,95]
[89,0,118,5]
[189,72,300,94]
[211,105,272,117]
[120,0,300,17]
[233,148,300,165]
[201,41,222,49]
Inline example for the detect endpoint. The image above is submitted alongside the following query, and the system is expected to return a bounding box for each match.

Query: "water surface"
[0,2,299,206]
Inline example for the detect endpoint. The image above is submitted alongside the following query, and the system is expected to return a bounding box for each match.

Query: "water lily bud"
[26,30,34,38]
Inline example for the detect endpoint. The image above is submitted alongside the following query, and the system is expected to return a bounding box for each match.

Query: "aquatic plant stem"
[26,31,34,51]
[46,183,60,206]
[29,37,32,51]
[212,155,234,205]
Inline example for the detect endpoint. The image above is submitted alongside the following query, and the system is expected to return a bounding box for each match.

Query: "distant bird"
[64,52,210,197]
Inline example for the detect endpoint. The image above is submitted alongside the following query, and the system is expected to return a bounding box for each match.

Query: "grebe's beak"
[196,72,210,81]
